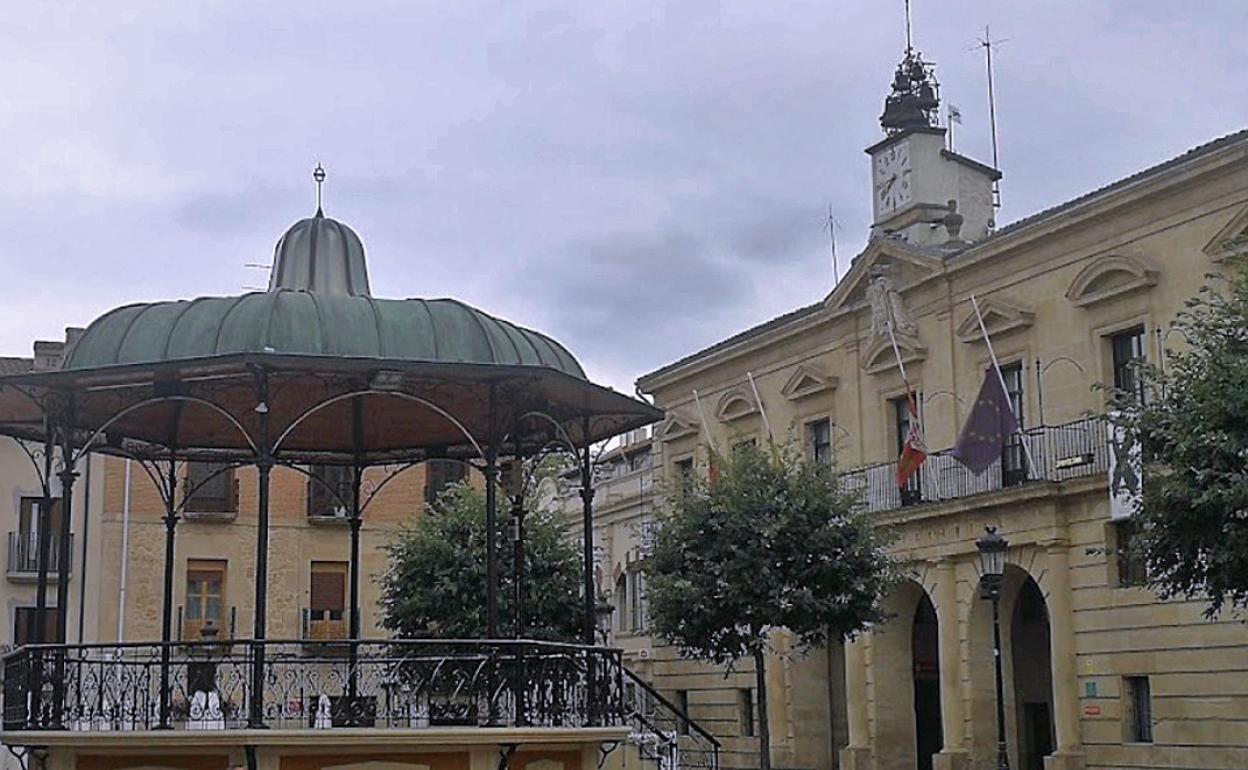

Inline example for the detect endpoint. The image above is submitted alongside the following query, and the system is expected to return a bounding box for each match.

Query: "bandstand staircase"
[622,668,720,770]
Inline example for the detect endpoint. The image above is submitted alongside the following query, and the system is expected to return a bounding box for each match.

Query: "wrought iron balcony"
[2,639,625,733]
[6,532,72,579]
[842,416,1110,514]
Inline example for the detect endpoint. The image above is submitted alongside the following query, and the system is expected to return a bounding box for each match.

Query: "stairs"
[623,667,721,770]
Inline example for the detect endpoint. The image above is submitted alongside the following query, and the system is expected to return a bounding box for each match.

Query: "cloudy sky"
[1,1,1244,392]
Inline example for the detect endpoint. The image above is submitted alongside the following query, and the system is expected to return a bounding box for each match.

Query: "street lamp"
[977,525,1010,770]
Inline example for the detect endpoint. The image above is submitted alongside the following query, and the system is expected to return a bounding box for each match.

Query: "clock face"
[874,141,912,216]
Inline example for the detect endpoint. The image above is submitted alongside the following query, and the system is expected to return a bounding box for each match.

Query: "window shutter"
[311,569,346,611]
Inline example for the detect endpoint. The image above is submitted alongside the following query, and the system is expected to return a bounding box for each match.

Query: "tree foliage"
[646,441,895,770]
[378,482,583,640]
[647,441,895,661]
[1111,245,1248,617]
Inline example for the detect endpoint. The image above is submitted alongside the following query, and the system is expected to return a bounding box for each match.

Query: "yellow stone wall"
[636,135,1248,770]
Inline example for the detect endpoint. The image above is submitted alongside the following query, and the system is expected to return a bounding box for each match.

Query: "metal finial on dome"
[313,163,326,216]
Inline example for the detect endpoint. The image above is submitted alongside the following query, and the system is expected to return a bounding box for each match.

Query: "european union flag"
[951,371,1019,475]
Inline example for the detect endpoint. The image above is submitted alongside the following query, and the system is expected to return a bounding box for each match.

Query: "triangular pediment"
[657,413,699,442]
[862,333,927,375]
[955,298,1035,343]
[825,237,945,314]
[716,389,759,423]
[1065,254,1159,308]
[781,364,840,401]
[1204,206,1248,262]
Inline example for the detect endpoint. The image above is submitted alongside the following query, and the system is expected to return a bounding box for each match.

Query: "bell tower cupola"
[866,46,1001,246]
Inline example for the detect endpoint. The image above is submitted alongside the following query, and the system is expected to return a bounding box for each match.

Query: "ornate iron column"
[249,369,272,729]
[29,419,57,727]
[157,458,179,729]
[347,396,364,718]
[50,402,79,727]
[579,414,596,646]
[484,384,499,639]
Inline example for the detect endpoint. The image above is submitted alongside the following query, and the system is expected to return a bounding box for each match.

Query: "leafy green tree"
[1110,244,1248,616]
[646,442,895,770]
[379,481,583,640]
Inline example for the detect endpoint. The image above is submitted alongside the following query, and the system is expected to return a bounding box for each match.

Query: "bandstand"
[0,182,699,770]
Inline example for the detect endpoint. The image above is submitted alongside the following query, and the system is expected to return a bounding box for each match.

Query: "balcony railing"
[2,639,625,733]
[7,532,72,577]
[842,416,1109,514]
[623,668,719,770]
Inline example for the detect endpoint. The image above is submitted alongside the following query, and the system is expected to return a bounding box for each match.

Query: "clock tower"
[866,48,1001,246]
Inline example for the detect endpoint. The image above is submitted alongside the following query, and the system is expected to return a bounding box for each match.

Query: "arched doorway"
[1011,577,1055,770]
[967,564,1057,770]
[912,594,943,770]
[871,579,942,770]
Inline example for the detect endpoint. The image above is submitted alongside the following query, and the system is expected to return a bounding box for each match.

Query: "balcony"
[2,639,625,733]
[842,416,1109,514]
[6,532,72,581]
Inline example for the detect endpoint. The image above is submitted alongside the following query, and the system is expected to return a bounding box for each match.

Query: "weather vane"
[313,163,326,215]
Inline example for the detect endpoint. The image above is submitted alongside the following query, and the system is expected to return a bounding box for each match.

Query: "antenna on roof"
[977,26,1007,209]
[825,206,841,286]
[904,0,913,51]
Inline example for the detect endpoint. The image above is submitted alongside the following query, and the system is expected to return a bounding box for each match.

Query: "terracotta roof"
[638,127,1248,388]
[0,358,33,375]
[983,127,1248,245]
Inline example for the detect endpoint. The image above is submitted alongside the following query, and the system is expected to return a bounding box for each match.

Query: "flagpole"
[745,371,774,444]
[691,389,718,454]
[884,320,911,388]
[970,294,1037,473]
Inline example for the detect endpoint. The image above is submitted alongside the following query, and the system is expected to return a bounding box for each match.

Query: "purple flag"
[952,371,1019,475]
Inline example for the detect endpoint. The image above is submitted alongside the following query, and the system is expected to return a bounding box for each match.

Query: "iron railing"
[842,416,1109,514]
[6,533,72,576]
[623,669,720,770]
[2,639,624,733]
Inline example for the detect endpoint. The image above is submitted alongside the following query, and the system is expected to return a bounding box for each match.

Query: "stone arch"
[966,562,1055,770]
[715,389,758,422]
[1064,254,1158,308]
[871,577,942,770]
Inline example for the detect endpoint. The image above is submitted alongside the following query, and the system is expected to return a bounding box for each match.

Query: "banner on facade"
[1107,412,1141,520]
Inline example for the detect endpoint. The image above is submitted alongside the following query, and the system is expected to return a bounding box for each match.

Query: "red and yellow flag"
[896,390,927,487]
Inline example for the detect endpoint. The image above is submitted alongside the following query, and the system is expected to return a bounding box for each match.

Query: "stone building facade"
[634,50,1248,770]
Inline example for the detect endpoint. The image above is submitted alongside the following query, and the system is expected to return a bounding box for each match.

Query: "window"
[738,688,755,737]
[628,570,646,632]
[11,497,66,573]
[307,465,353,518]
[999,363,1028,486]
[1110,327,1147,404]
[1123,676,1153,743]
[308,561,348,640]
[185,462,238,514]
[892,395,922,505]
[806,419,832,464]
[614,574,628,633]
[424,460,468,506]
[14,606,63,646]
[1113,520,1148,587]
[675,458,694,492]
[628,449,651,472]
[674,690,691,736]
[185,560,226,640]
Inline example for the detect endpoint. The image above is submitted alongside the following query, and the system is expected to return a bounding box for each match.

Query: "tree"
[379,481,584,641]
[646,442,895,770]
[1110,244,1248,617]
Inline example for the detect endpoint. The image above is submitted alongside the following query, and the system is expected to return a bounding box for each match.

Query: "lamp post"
[977,525,1010,770]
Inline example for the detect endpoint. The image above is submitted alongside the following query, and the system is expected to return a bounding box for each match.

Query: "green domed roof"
[64,291,585,378]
